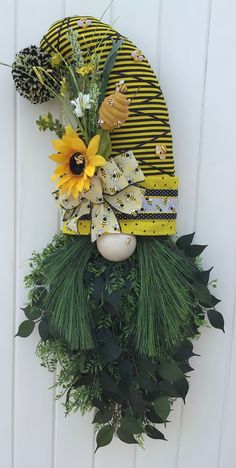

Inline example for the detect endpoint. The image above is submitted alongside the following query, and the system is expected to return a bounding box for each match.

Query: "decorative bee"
[77,18,91,29]
[115,199,125,209]
[111,170,122,182]
[156,145,167,160]
[115,80,128,94]
[146,197,154,206]
[130,208,138,216]
[126,191,137,202]
[131,49,144,62]
[109,185,120,195]
[115,161,124,172]
[112,224,120,232]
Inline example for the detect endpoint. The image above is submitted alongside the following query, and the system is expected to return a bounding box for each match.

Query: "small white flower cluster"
[71,93,91,117]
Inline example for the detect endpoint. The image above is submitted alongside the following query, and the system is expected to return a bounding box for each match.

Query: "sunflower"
[50,126,106,199]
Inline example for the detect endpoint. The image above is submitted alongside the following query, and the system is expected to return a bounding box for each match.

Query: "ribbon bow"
[59,151,145,241]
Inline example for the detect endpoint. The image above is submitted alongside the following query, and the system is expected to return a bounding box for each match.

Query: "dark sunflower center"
[69,152,86,175]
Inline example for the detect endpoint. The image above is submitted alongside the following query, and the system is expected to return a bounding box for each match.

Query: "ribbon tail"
[91,201,121,242]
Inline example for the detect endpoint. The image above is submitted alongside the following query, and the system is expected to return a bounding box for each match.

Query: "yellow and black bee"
[112,224,120,232]
[126,191,137,202]
[110,185,120,195]
[99,167,107,179]
[110,170,123,182]
[146,197,154,206]
[115,199,125,210]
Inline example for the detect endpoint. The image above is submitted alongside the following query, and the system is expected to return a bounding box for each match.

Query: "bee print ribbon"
[59,151,145,241]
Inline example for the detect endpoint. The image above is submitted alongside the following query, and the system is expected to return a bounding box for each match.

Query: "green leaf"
[176,233,195,249]
[129,389,145,415]
[38,319,50,341]
[174,377,189,402]
[174,339,198,361]
[99,37,124,106]
[154,396,171,422]
[207,309,225,332]
[146,408,164,424]
[145,425,166,440]
[138,372,157,391]
[97,129,112,160]
[159,363,184,382]
[76,373,94,387]
[191,282,212,306]
[100,340,122,362]
[118,360,133,396]
[15,320,35,338]
[119,360,133,381]
[185,244,207,257]
[31,286,47,306]
[95,425,114,452]
[196,267,213,286]
[104,289,121,315]
[22,305,42,320]
[179,363,194,374]
[99,372,120,397]
[158,381,179,398]
[137,357,157,372]
[92,277,104,305]
[211,295,221,306]
[121,416,143,434]
[93,408,113,424]
[117,427,138,444]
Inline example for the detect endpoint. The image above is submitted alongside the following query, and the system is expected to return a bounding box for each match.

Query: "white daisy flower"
[71,93,91,117]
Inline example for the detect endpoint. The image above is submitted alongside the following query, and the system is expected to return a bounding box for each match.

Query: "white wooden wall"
[1,1,236,467]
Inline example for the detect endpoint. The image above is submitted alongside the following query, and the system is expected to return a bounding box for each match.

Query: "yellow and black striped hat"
[41,16,178,237]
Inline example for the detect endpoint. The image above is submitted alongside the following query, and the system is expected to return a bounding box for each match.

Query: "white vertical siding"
[0,1,235,467]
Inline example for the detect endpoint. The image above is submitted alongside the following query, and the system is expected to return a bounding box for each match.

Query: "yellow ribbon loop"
[59,151,145,241]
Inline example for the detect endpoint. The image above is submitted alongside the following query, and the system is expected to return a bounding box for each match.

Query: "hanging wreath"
[2,14,224,451]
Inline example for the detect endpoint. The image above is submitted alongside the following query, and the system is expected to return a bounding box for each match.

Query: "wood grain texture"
[0,1,16,467]
[1,1,235,467]
[13,2,62,468]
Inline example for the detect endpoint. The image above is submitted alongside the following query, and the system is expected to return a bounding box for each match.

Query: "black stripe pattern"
[40,16,175,177]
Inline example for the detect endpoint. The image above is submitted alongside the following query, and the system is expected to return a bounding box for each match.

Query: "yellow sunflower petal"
[56,174,72,188]
[61,136,75,149]
[54,164,68,175]
[65,125,78,139]
[67,177,80,194]
[49,153,70,163]
[88,154,106,166]
[60,177,77,195]
[59,180,71,193]
[85,165,95,177]
[71,179,84,199]
[86,135,100,157]
[71,137,87,154]
[51,173,59,182]
[84,178,91,191]
[52,139,70,153]
[76,176,86,192]
[71,188,79,199]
